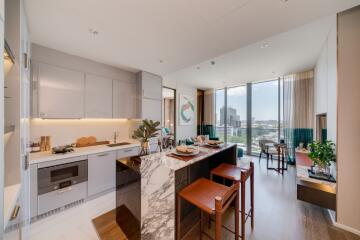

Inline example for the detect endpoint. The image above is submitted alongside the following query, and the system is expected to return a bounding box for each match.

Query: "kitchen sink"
[107,142,132,147]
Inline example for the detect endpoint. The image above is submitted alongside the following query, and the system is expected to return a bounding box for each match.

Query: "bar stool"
[211,162,254,240]
[177,178,240,240]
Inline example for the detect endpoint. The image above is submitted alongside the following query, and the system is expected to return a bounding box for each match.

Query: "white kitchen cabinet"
[113,79,136,118]
[138,71,162,100]
[117,147,140,159]
[136,71,162,122]
[88,151,116,196]
[141,98,162,123]
[85,74,113,118]
[38,63,85,119]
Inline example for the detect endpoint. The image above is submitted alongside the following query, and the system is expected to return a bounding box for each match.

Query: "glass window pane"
[251,80,279,154]
[215,89,225,142]
[226,86,247,151]
[280,78,284,140]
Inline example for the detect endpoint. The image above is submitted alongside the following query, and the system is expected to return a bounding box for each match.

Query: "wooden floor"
[92,205,140,240]
[92,156,360,240]
[183,157,360,240]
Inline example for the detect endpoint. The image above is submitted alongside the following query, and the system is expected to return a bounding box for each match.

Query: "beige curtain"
[284,70,314,129]
[203,89,215,125]
[283,70,315,163]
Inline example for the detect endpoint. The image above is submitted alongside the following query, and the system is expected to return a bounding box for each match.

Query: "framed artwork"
[179,94,195,125]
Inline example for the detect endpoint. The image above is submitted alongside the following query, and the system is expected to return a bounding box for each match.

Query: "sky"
[216,80,279,122]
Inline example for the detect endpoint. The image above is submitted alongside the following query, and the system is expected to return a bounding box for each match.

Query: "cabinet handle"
[97,153,109,157]
[58,187,72,194]
[11,205,20,220]
[123,149,133,152]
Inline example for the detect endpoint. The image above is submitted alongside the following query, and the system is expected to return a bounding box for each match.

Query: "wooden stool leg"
[200,210,203,240]
[215,212,222,240]
[250,166,254,229]
[177,195,181,240]
[235,188,240,240]
[215,197,222,240]
[208,213,211,229]
[241,180,246,240]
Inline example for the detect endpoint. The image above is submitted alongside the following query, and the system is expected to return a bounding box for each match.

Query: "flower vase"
[140,141,150,156]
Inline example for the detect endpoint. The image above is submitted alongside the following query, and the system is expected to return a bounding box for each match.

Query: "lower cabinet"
[38,182,87,215]
[88,151,116,196]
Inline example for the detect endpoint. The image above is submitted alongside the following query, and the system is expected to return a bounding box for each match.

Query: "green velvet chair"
[237,147,243,158]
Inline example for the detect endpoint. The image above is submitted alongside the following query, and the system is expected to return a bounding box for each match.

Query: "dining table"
[264,142,288,174]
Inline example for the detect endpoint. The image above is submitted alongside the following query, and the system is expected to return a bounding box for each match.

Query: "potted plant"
[132,119,161,155]
[308,140,336,176]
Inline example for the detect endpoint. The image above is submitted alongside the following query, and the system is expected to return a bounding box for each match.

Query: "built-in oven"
[37,160,88,215]
[38,160,88,195]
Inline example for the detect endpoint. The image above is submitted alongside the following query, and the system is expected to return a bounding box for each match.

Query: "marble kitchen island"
[139,143,237,240]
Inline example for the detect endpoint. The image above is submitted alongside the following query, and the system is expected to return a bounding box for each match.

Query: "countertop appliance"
[37,159,88,215]
[51,145,75,154]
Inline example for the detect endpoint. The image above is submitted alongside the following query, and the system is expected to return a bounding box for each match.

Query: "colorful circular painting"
[180,95,195,125]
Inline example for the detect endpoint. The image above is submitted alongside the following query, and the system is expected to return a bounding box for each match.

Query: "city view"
[215,81,282,154]
[216,106,280,153]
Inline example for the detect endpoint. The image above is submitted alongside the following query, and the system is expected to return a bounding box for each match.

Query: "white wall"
[30,119,131,147]
[0,0,5,235]
[163,78,197,143]
[314,15,337,144]
[336,6,360,233]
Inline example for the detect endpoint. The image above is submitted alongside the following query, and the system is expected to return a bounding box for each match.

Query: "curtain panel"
[198,89,217,139]
[283,70,315,163]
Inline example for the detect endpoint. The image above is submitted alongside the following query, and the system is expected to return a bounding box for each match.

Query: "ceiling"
[164,15,335,89]
[26,0,360,77]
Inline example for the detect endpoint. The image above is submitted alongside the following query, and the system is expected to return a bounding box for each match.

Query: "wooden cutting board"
[76,136,110,148]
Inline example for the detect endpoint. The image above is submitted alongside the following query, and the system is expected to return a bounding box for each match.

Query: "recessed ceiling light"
[89,28,99,35]
[196,66,200,70]
[211,61,216,65]
[159,59,164,63]
[280,0,289,2]
[260,43,270,49]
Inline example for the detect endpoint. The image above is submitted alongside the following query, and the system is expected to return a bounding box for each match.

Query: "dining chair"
[258,139,277,164]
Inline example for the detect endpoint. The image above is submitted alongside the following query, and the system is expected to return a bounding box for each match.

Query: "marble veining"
[140,143,236,239]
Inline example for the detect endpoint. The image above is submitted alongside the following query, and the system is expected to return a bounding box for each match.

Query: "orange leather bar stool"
[211,162,254,240]
[177,178,240,240]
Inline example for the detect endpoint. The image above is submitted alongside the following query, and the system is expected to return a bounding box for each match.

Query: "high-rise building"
[220,106,241,127]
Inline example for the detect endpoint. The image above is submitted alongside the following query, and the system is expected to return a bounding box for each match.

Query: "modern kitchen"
[3,0,235,239]
[3,0,360,240]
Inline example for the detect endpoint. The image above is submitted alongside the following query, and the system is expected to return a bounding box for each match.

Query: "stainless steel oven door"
[38,160,88,195]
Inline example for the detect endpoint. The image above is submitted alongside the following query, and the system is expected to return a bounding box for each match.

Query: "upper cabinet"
[38,63,85,119]
[113,79,136,119]
[30,47,162,121]
[85,74,113,118]
[138,71,162,100]
[136,71,162,122]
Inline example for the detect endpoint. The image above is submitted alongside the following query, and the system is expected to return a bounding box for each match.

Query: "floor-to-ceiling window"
[227,86,247,151]
[251,80,279,154]
[215,79,282,155]
[215,89,225,142]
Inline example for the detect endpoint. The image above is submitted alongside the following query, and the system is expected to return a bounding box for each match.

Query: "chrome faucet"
[114,132,118,144]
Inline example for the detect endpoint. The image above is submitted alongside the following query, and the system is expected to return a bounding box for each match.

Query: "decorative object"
[308,140,336,177]
[132,119,161,156]
[179,94,195,125]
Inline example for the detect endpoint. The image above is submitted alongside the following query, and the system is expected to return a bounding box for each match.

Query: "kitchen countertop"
[30,139,141,164]
[140,143,237,171]
[139,143,237,239]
